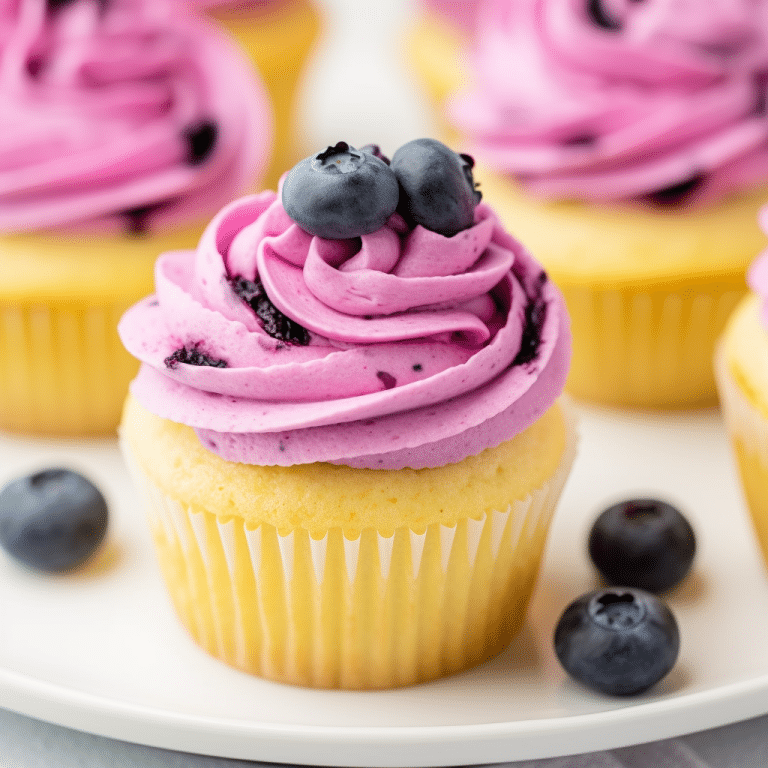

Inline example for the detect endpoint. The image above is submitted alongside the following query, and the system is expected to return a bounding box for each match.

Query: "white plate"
[1,405,767,767]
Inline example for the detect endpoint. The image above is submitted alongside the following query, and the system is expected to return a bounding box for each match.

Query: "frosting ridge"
[0,0,271,234]
[450,0,768,205]
[119,192,570,469]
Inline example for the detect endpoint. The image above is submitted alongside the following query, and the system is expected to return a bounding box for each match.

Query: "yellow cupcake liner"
[0,299,138,436]
[121,417,577,689]
[715,346,768,569]
[563,281,746,409]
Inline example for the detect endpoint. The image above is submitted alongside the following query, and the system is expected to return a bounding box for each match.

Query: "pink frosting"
[0,0,271,234]
[450,0,768,205]
[118,191,571,469]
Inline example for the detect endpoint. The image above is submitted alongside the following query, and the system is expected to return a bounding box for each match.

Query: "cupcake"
[118,139,576,689]
[715,206,768,570]
[446,0,768,408]
[405,1,477,118]
[190,0,321,189]
[0,0,271,436]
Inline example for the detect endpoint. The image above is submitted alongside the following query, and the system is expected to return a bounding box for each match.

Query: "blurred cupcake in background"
[716,207,768,570]
[404,0,478,118]
[0,0,271,436]
[447,0,768,409]
[190,0,321,187]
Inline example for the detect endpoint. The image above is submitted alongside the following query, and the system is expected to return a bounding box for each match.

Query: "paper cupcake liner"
[563,282,745,408]
[714,347,768,568]
[0,300,138,435]
[122,414,577,689]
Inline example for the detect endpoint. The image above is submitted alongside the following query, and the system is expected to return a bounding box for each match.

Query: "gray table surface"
[1,705,767,768]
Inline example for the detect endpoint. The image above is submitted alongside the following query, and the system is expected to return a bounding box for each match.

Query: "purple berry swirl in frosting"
[0,0,270,234]
[450,0,768,206]
[118,191,571,469]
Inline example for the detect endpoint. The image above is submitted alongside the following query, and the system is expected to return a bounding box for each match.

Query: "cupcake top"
[450,0,768,206]
[119,140,571,470]
[0,0,271,235]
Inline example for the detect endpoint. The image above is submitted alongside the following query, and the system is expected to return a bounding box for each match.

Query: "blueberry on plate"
[554,587,680,696]
[0,468,108,573]
[391,138,482,237]
[589,498,696,593]
[281,141,399,239]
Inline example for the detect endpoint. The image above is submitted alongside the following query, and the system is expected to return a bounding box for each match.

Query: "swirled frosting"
[450,0,768,205]
[0,0,270,234]
[118,191,571,469]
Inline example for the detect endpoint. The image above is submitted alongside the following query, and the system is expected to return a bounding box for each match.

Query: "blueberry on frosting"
[282,142,399,239]
[391,139,482,237]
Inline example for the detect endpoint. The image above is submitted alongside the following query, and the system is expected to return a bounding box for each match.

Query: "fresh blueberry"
[589,499,696,593]
[390,138,482,237]
[282,141,399,239]
[0,469,108,573]
[554,588,680,696]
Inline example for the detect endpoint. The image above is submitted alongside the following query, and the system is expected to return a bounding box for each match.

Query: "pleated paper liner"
[122,409,577,690]
[0,300,138,436]
[564,283,745,408]
[715,345,768,570]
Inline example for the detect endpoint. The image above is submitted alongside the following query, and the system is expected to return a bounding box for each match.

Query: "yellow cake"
[480,171,768,409]
[404,8,472,123]
[715,272,768,570]
[117,143,577,688]
[121,393,576,689]
[434,0,768,408]
[0,1,270,436]
[198,0,322,189]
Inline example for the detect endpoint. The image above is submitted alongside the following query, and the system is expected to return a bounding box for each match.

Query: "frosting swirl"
[119,191,571,469]
[450,0,768,205]
[0,0,271,234]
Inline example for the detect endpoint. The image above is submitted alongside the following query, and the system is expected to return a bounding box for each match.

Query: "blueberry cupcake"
[191,0,321,189]
[0,0,270,435]
[119,139,577,689]
[446,0,768,408]
[716,206,768,569]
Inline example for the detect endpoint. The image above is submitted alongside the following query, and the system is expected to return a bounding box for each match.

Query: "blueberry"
[554,588,680,696]
[0,469,108,573]
[282,142,399,239]
[390,138,482,237]
[589,499,696,593]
